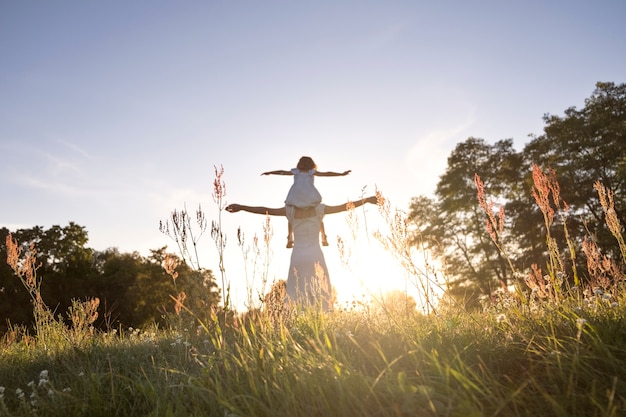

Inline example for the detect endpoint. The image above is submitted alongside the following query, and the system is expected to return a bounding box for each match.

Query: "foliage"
[0,228,220,332]
[408,138,522,306]
[408,82,626,305]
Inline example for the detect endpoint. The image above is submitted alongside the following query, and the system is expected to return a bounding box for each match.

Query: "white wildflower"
[496,313,506,324]
[39,370,48,380]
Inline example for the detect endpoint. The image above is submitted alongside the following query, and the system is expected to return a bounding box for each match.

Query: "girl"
[262,156,351,248]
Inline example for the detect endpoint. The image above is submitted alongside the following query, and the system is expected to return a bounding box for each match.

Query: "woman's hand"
[226,204,241,213]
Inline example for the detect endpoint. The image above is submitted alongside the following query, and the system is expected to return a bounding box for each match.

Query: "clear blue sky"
[2,1,625,307]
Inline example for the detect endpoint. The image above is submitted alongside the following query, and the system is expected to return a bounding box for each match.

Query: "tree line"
[0,223,220,332]
[408,81,625,307]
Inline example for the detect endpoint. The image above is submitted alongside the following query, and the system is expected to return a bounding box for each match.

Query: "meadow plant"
[372,190,443,314]
[65,297,100,346]
[594,180,626,263]
[474,173,515,277]
[159,203,207,270]
[211,164,230,310]
[5,234,52,342]
[237,213,274,310]
[530,163,578,292]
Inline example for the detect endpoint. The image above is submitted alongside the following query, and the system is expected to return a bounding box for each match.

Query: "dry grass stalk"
[594,180,626,263]
[159,203,207,270]
[211,164,229,309]
[372,191,440,314]
[5,234,48,320]
[530,163,573,293]
[163,253,181,286]
[581,236,625,292]
[474,173,515,279]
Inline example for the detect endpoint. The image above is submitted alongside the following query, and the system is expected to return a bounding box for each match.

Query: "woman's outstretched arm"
[226,196,381,217]
[261,170,292,176]
[323,195,379,214]
[226,204,286,216]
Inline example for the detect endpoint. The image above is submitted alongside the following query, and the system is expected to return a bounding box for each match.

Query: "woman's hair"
[296,156,317,171]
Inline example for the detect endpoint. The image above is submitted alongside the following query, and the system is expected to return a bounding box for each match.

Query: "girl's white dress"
[285,169,322,207]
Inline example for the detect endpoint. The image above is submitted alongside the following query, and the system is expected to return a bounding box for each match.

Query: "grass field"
[2,176,625,416]
[1,292,625,417]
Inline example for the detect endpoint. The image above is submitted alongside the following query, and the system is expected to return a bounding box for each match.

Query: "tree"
[407,82,626,305]
[1,224,221,331]
[408,138,522,303]
[1,223,97,330]
[524,82,626,267]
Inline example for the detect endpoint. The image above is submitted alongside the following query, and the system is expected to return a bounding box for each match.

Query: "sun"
[322,204,443,311]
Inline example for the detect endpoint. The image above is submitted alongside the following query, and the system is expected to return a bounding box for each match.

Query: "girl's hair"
[297,156,317,171]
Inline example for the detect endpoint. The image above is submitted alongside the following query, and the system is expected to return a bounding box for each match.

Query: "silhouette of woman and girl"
[226,156,379,310]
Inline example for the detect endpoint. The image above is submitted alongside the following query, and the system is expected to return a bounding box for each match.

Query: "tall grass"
[2,174,626,416]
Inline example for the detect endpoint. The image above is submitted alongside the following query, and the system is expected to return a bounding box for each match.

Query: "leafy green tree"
[408,138,523,305]
[524,82,626,264]
[407,82,626,306]
[91,248,141,327]
[90,247,220,328]
[1,223,96,330]
[1,224,221,331]
[124,248,220,328]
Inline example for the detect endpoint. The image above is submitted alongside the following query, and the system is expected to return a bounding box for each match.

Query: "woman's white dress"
[285,169,322,207]
[285,204,331,310]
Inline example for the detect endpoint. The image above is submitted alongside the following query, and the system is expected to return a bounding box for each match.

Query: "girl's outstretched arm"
[315,170,351,177]
[261,170,293,176]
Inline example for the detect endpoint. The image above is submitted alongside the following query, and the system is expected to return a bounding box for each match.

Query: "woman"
[226,196,379,310]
